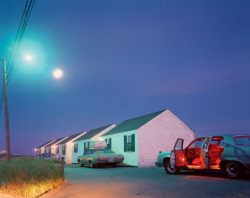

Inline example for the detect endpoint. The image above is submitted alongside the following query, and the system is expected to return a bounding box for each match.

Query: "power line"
[7,0,36,85]
[6,0,28,70]
[0,0,36,115]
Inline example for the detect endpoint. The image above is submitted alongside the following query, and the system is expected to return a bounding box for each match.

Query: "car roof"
[196,134,249,139]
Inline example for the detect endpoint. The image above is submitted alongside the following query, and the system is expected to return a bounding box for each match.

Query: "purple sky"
[0,0,249,155]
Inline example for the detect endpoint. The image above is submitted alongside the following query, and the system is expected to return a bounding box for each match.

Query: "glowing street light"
[24,54,33,61]
[52,68,63,79]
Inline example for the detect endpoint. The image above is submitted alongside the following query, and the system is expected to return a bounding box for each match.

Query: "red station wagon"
[166,135,250,178]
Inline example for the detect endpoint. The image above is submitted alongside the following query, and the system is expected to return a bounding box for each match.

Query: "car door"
[82,150,90,164]
[170,138,185,169]
[200,136,212,169]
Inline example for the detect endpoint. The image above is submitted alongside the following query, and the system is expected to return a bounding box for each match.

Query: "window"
[56,146,59,154]
[39,149,41,154]
[188,138,205,149]
[105,138,112,149]
[124,134,135,152]
[84,142,89,153]
[48,147,51,154]
[234,136,250,146]
[62,145,66,155]
[74,143,78,153]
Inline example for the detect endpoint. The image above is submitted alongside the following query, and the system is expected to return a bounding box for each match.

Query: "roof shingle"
[56,132,84,145]
[36,140,54,149]
[102,110,165,136]
[74,125,112,142]
[45,136,66,147]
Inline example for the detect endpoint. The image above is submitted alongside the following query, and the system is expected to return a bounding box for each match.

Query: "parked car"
[165,135,250,178]
[77,148,124,168]
[155,151,171,167]
[37,153,59,161]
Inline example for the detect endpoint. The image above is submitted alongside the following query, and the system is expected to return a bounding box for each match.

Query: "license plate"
[109,158,114,162]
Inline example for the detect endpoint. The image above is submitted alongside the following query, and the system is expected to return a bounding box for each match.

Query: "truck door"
[170,138,185,169]
[200,137,212,169]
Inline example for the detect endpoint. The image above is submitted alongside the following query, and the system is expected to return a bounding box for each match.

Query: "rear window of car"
[234,136,250,146]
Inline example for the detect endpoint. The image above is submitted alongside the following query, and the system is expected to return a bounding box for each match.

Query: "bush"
[0,158,63,197]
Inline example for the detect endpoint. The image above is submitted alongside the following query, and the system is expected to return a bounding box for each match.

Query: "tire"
[225,161,244,179]
[79,161,84,167]
[90,161,95,168]
[164,160,180,174]
[111,163,117,168]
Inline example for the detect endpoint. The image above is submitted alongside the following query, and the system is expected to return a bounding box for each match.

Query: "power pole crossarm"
[2,58,10,164]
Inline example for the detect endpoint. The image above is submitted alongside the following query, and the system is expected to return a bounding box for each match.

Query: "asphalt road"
[41,164,250,198]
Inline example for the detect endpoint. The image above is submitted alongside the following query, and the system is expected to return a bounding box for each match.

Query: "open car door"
[200,137,212,169]
[170,138,185,169]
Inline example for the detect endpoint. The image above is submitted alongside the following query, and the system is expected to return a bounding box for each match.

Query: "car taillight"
[97,158,100,161]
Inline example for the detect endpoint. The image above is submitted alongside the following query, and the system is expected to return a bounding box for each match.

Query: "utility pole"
[2,58,10,164]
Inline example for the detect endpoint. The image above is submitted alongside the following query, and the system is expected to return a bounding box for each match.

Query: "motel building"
[35,140,55,155]
[72,124,116,163]
[102,109,195,167]
[55,132,86,163]
[44,136,68,154]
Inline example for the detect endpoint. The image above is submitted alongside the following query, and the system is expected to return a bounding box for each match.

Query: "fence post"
[61,157,64,181]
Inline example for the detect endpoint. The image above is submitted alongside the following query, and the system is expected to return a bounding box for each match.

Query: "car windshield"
[89,149,114,154]
[187,138,205,149]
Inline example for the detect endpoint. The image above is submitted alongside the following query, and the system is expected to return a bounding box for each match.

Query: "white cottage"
[44,136,68,154]
[55,132,86,163]
[102,109,195,167]
[35,140,55,154]
[72,124,116,163]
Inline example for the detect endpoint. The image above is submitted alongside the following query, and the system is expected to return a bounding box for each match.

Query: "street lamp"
[24,54,33,61]
[52,68,63,79]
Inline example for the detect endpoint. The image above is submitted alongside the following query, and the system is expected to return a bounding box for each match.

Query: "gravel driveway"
[41,164,250,198]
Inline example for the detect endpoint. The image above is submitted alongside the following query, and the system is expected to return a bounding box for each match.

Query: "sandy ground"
[40,164,250,198]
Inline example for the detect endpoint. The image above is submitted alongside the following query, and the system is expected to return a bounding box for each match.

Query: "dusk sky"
[0,0,249,155]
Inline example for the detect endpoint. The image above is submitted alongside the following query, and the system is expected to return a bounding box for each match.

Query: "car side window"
[234,136,250,146]
[85,150,90,155]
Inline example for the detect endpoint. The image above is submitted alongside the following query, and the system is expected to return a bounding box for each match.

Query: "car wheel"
[111,163,117,168]
[90,161,95,168]
[164,161,180,174]
[225,161,244,179]
[79,161,84,167]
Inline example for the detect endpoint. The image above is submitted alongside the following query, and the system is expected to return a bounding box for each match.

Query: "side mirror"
[159,151,162,153]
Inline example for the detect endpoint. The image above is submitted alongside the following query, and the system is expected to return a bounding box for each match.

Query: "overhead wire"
[7,0,36,84]
[0,0,35,115]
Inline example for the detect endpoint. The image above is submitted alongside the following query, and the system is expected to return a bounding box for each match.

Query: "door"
[201,137,212,168]
[170,138,184,169]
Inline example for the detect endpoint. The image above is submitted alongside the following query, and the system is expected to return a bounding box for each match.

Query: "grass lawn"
[0,158,63,197]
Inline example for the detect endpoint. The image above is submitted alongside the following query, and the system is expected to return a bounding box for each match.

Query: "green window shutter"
[88,142,90,149]
[124,135,127,152]
[131,134,135,152]
[84,142,86,153]
[109,138,112,150]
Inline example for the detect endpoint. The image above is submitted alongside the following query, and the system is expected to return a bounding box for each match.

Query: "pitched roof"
[74,125,112,142]
[102,110,165,136]
[36,140,54,149]
[44,136,66,147]
[56,132,84,145]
